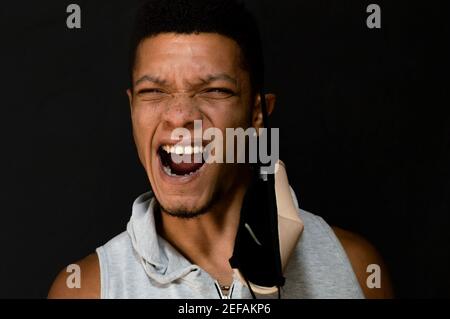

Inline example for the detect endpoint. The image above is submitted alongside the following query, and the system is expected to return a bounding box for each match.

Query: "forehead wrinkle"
[135,34,246,90]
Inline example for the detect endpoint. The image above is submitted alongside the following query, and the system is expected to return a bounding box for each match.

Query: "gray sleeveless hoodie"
[96,191,364,299]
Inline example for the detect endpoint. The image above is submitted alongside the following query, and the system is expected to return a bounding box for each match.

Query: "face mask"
[229,89,304,296]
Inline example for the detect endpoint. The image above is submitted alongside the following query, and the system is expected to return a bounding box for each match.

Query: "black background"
[0,0,449,298]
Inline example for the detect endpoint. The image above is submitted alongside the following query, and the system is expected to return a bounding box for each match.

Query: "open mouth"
[158,144,205,177]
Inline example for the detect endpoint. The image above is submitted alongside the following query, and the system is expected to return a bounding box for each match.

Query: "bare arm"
[48,253,100,299]
[333,227,394,299]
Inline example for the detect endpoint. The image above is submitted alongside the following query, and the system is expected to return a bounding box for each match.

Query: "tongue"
[169,161,203,175]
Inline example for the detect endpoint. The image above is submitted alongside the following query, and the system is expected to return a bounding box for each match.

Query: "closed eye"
[136,88,170,102]
[206,88,234,94]
[200,88,236,99]
[137,88,166,95]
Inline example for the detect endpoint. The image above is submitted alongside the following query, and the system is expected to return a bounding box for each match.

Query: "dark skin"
[48,33,393,299]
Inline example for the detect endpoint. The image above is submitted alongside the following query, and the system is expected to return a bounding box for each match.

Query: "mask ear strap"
[260,89,285,287]
[258,90,271,178]
[259,91,270,143]
[260,91,269,127]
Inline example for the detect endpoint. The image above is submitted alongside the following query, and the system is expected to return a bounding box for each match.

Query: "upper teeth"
[162,144,204,155]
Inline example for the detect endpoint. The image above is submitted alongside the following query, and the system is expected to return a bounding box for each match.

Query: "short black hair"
[129,0,264,95]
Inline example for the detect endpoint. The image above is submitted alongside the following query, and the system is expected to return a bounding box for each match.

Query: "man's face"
[128,33,256,216]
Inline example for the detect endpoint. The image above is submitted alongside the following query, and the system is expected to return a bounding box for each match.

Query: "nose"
[161,94,203,131]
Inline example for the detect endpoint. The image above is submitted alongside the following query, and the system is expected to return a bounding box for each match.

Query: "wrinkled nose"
[161,94,203,131]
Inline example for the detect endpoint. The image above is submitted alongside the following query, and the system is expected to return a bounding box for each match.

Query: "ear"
[126,88,133,111]
[252,93,276,130]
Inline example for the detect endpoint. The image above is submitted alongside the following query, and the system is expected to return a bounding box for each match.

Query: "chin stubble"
[157,190,220,219]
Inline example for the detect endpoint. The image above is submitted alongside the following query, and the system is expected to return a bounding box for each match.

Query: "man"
[49,0,393,299]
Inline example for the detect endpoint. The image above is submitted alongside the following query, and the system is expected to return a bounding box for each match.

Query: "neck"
[156,168,251,286]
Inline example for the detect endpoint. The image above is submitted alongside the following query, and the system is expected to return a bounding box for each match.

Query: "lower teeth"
[163,165,198,177]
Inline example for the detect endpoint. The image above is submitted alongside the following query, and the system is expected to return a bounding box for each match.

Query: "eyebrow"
[134,75,167,86]
[134,73,238,87]
[199,73,238,86]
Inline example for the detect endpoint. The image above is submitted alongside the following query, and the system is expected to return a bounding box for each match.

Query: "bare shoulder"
[48,253,100,299]
[332,226,394,299]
